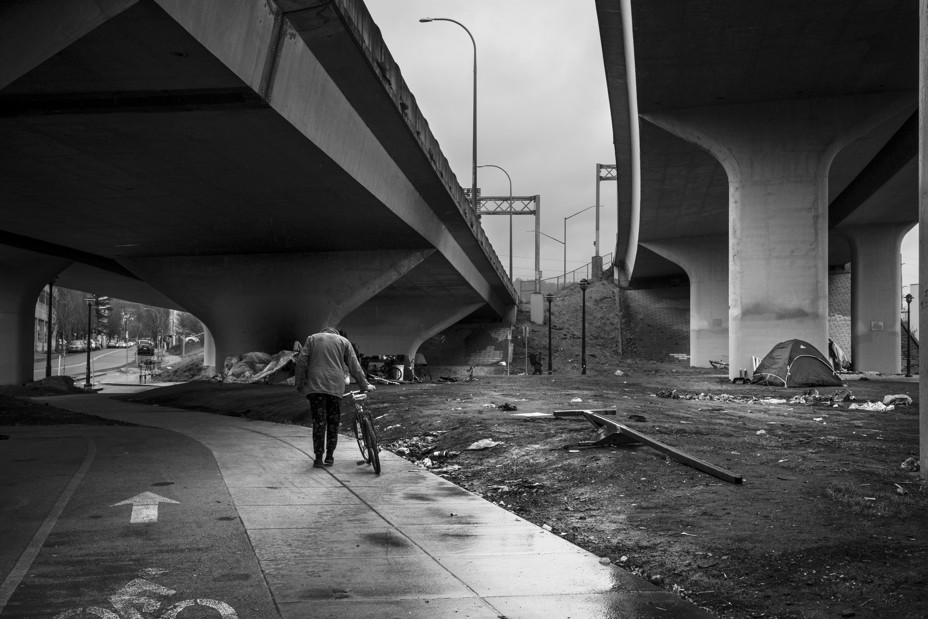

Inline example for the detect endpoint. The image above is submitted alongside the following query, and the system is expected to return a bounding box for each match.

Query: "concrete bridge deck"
[0,0,517,385]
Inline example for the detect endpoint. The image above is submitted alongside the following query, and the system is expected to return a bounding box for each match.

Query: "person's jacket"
[294,331,370,397]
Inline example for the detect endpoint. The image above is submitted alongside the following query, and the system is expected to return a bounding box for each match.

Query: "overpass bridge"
[596,0,920,377]
[0,0,518,384]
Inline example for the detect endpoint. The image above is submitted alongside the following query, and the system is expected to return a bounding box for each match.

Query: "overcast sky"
[365,0,617,286]
[364,1,919,294]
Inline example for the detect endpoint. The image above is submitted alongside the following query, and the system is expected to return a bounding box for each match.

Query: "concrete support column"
[918,0,928,478]
[0,250,70,385]
[642,237,728,368]
[202,326,216,369]
[840,224,913,374]
[646,95,911,378]
[122,250,433,367]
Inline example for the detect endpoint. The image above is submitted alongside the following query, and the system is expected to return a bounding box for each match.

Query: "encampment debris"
[849,401,894,412]
[497,402,518,411]
[882,394,913,406]
[466,438,502,451]
[901,457,920,472]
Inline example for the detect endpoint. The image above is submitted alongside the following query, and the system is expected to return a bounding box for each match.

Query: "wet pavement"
[4,393,714,618]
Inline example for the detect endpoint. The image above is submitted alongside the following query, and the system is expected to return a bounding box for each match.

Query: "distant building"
[34,285,54,352]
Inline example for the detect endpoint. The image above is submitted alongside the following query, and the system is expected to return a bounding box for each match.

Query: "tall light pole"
[906,293,914,377]
[420,17,478,218]
[83,297,94,389]
[478,164,513,280]
[579,279,589,375]
[45,281,54,378]
[546,293,555,374]
[533,229,564,286]
[564,205,598,282]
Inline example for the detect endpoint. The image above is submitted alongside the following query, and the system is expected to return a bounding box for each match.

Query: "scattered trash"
[882,394,912,406]
[599,557,611,565]
[618,555,628,564]
[848,402,894,412]
[497,402,518,411]
[466,438,502,451]
[542,524,553,532]
[614,369,625,376]
[756,430,766,435]
[570,397,583,403]
[482,403,495,408]
[894,483,908,496]
[901,457,920,472]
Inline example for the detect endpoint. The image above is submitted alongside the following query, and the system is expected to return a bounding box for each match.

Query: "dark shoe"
[313,454,324,468]
[323,454,334,467]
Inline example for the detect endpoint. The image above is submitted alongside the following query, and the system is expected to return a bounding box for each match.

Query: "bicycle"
[343,390,381,474]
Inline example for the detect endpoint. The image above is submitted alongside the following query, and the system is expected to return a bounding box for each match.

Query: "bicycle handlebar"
[343,390,368,401]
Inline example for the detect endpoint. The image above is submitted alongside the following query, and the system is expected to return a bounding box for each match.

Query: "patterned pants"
[307,393,341,456]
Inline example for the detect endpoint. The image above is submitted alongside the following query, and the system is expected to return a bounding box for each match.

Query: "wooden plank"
[553,408,617,418]
[585,413,743,484]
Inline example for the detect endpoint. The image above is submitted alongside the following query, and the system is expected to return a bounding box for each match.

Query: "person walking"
[294,327,374,468]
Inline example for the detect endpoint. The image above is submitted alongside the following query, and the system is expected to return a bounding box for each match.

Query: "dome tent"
[750,339,843,387]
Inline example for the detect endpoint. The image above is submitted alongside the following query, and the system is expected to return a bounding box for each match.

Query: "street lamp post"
[420,17,478,218]
[579,279,589,375]
[83,297,94,389]
[564,205,598,282]
[905,293,914,377]
[45,281,54,378]
[545,293,555,374]
[478,164,513,280]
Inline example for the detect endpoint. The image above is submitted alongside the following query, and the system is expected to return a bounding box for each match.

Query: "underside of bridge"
[597,0,918,375]
[596,0,926,477]
[0,0,517,383]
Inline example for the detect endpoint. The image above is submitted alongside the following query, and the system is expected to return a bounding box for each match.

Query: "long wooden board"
[579,411,743,484]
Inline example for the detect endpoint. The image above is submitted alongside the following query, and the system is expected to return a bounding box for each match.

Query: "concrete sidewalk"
[48,394,712,618]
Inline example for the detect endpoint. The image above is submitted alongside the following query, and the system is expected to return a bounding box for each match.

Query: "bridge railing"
[336,0,516,300]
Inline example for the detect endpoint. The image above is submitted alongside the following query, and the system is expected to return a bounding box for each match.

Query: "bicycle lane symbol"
[53,569,237,619]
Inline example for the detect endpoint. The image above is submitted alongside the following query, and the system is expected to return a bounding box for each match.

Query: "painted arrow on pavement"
[111,492,179,524]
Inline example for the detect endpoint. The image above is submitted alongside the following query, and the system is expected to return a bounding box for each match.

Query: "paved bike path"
[37,394,712,618]
[0,423,277,618]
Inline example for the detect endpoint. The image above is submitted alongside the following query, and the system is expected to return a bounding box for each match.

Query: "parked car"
[137,339,155,356]
[66,340,86,353]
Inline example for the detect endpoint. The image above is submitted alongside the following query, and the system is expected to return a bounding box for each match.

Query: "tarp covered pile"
[222,349,298,384]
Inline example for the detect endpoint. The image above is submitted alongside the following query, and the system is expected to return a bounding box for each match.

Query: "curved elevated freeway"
[595,0,925,474]
[0,0,517,383]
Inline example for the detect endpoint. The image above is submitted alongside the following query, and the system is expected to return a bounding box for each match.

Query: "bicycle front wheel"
[362,417,381,474]
[354,415,368,462]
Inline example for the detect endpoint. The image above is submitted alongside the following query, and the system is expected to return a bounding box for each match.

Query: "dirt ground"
[3,282,926,618]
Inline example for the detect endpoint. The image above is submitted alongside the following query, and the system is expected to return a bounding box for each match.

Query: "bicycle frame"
[343,391,380,474]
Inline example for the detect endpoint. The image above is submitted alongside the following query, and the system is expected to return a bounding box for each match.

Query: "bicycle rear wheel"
[362,417,381,474]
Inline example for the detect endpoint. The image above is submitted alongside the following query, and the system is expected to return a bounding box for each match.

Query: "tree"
[176,311,204,338]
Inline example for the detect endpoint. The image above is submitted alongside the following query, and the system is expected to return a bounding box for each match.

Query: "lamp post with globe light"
[546,292,555,374]
[579,279,589,375]
[905,293,914,377]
